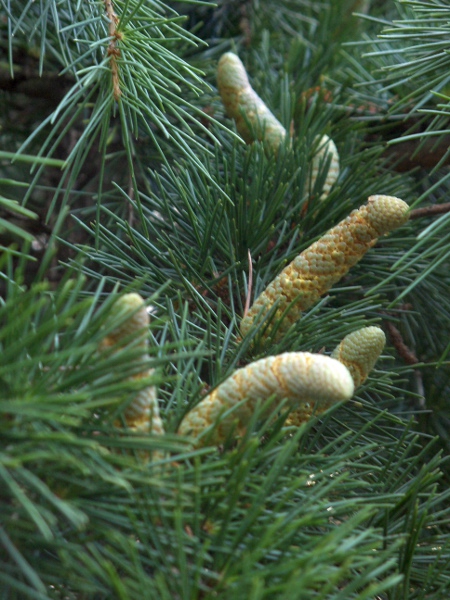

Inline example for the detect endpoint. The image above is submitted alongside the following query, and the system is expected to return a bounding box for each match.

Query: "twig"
[409,202,450,220]
[243,248,253,318]
[105,0,122,101]
[384,321,418,365]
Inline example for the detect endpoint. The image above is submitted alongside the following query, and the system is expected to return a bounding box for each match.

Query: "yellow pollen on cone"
[240,196,409,339]
[178,352,354,447]
[217,52,286,152]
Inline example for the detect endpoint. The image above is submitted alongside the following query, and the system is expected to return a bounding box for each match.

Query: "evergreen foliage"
[1,0,449,598]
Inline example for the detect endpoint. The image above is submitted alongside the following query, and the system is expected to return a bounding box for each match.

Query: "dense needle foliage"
[0,1,449,598]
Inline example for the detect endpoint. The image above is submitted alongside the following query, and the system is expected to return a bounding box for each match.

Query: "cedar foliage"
[1,1,450,598]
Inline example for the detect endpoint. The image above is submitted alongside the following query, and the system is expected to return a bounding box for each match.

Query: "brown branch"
[105,0,122,101]
[382,137,450,171]
[384,321,418,365]
[409,202,450,220]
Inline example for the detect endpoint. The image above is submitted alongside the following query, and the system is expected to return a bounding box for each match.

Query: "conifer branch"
[2,2,450,597]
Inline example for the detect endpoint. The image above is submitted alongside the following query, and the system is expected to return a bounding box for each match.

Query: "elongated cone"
[217,52,286,152]
[122,372,165,435]
[101,292,149,349]
[287,326,386,427]
[331,326,386,388]
[240,195,409,339]
[101,293,164,437]
[178,352,354,447]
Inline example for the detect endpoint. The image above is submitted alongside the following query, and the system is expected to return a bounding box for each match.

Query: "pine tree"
[1,1,449,599]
